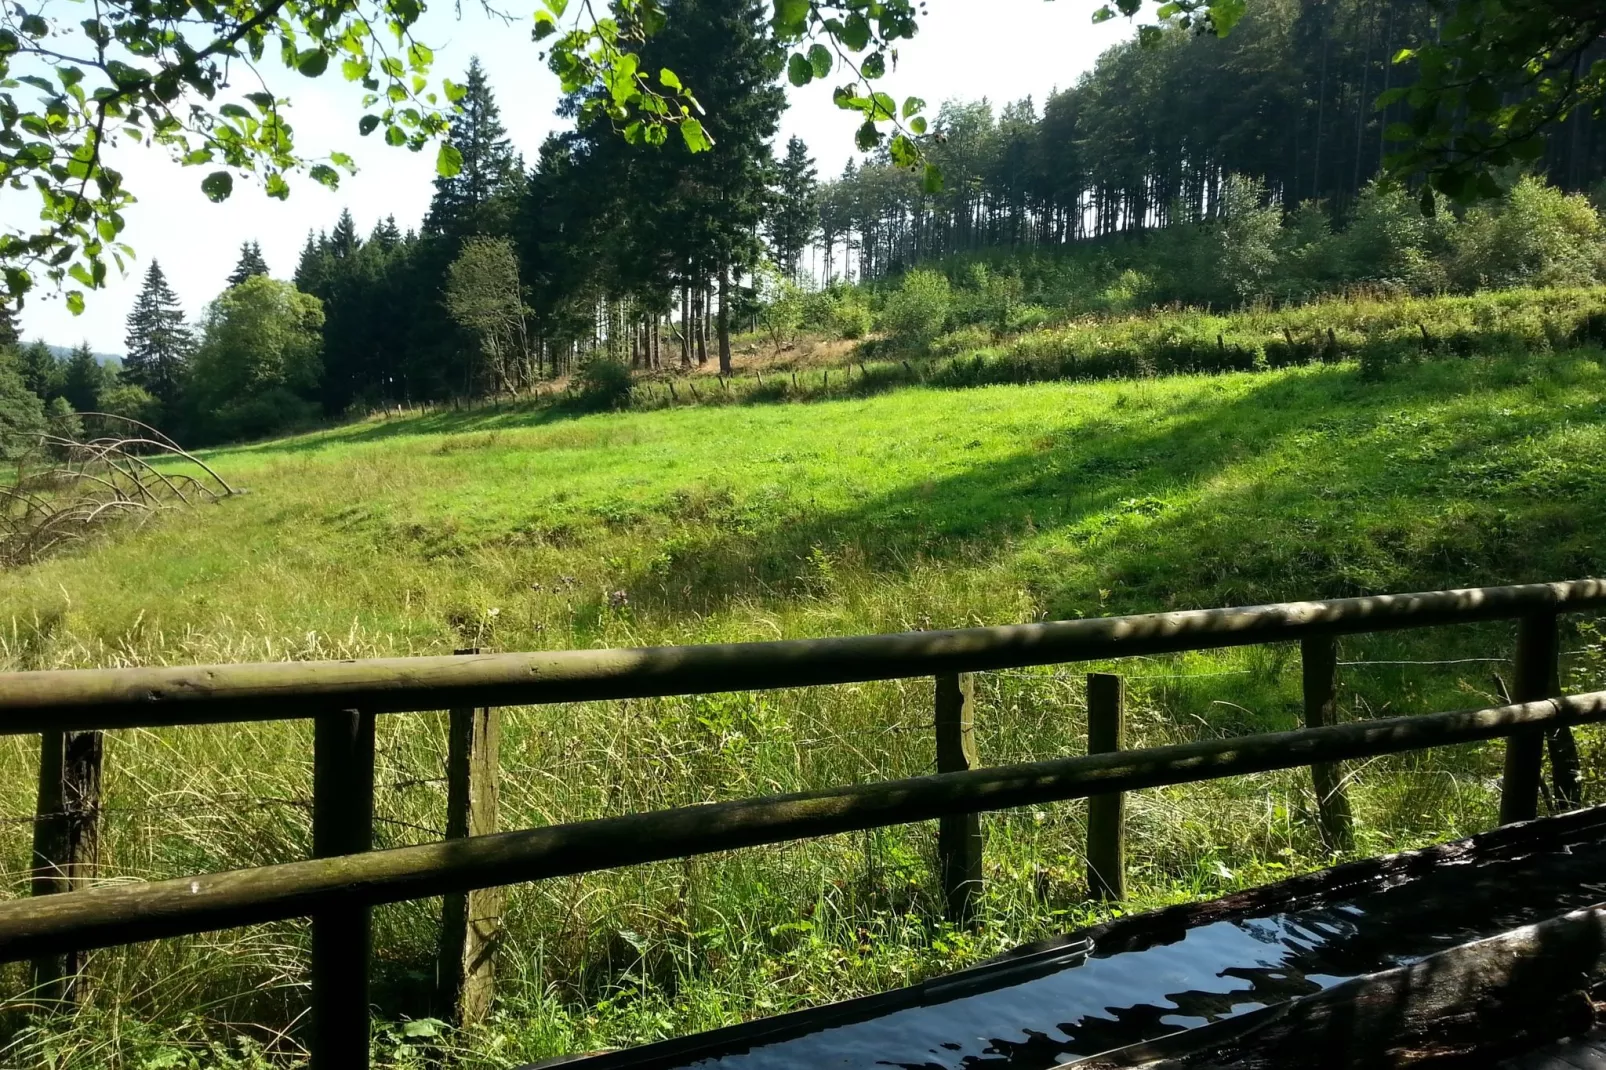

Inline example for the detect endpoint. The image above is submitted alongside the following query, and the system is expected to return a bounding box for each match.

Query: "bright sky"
[13,1,1134,353]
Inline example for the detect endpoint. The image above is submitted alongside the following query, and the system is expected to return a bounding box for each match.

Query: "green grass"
[3,341,1606,1066]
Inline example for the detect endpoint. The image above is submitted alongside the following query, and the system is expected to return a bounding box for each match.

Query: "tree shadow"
[608,358,1597,624]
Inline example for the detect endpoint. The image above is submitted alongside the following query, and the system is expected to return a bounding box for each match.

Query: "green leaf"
[359,114,380,135]
[297,49,329,77]
[841,13,871,51]
[808,43,832,79]
[922,162,944,194]
[408,42,433,69]
[385,124,406,146]
[309,163,339,187]
[1207,0,1246,35]
[200,170,233,202]
[909,116,927,135]
[401,1019,445,1038]
[1092,6,1116,24]
[788,53,812,87]
[436,142,462,176]
[534,11,557,40]
[65,290,83,315]
[855,120,880,151]
[342,58,370,81]
[659,67,681,91]
[889,133,918,167]
[902,95,924,119]
[862,51,885,79]
[680,118,712,152]
[773,0,810,36]
[544,0,568,15]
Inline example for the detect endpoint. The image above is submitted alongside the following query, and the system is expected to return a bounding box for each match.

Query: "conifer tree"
[123,261,193,406]
[17,340,60,400]
[426,57,520,238]
[768,137,820,281]
[227,241,270,286]
[329,210,362,258]
[61,342,105,413]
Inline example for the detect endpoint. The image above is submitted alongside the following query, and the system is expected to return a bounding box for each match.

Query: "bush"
[206,387,320,443]
[97,383,163,428]
[880,269,952,348]
[804,286,873,340]
[1450,176,1605,291]
[577,357,633,411]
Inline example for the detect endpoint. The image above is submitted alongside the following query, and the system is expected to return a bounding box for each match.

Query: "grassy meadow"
[3,334,1606,1065]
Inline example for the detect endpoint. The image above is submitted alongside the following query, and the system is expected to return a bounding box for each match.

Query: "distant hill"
[44,344,122,368]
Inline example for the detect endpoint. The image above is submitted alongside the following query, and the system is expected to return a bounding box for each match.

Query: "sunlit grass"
[1,345,1605,1065]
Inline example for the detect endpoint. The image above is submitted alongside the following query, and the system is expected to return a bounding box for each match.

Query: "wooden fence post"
[1086,673,1126,901]
[30,728,102,1003]
[1501,612,1562,824]
[437,650,503,1027]
[311,710,375,1070]
[935,673,982,925]
[1301,637,1354,853]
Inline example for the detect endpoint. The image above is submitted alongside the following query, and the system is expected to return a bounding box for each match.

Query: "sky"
[11,0,1134,353]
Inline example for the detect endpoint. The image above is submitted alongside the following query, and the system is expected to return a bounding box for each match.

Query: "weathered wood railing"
[5,580,1606,1067]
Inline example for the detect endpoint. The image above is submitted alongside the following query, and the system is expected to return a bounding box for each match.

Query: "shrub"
[880,269,952,348]
[931,325,993,357]
[97,383,163,427]
[1450,176,1605,291]
[577,357,633,411]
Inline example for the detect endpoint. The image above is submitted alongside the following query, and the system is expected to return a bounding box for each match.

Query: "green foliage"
[0,353,47,457]
[44,395,82,441]
[123,262,194,408]
[576,356,634,411]
[0,0,456,311]
[1450,176,1606,291]
[757,265,805,351]
[803,285,872,340]
[97,383,163,427]
[187,277,324,442]
[880,269,951,347]
[226,242,271,289]
[444,236,532,396]
[61,342,106,414]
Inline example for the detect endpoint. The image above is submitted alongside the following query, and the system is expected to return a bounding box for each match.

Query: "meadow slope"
[2,349,1606,1065]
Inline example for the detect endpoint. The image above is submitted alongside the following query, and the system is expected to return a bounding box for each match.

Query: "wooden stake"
[311,710,375,1070]
[437,651,503,1027]
[1086,674,1126,901]
[1302,637,1354,852]
[935,673,982,925]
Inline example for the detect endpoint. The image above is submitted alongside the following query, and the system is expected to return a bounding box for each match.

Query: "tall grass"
[1,323,1605,1064]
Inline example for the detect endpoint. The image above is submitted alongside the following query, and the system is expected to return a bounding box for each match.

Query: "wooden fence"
[5,580,1606,1067]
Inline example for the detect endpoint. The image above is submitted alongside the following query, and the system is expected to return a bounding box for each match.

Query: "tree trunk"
[718,262,733,376]
[695,283,709,366]
[679,285,691,367]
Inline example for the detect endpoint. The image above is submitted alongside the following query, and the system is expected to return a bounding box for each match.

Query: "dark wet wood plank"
[1503,1032,1606,1070]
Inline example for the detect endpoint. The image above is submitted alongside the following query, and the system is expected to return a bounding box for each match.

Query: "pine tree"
[329,210,362,258]
[426,57,520,237]
[61,342,105,413]
[227,241,270,287]
[17,340,60,400]
[123,261,193,406]
[0,302,18,352]
[768,137,820,281]
[294,232,328,292]
[371,216,403,251]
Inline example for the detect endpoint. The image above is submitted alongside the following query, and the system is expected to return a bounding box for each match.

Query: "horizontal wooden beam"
[0,581,1601,733]
[0,691,1601,962]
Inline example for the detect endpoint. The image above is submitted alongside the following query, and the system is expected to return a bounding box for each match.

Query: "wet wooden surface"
[1505,1032,1606,1070]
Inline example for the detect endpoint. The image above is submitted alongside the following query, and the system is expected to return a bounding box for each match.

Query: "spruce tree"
[426,57,520,237]
[123,261,193,406]
[768,137,820,281]
[61,342,105,413]
[227,241,270,286]
[329,210,362,258]
[17,340,60,400]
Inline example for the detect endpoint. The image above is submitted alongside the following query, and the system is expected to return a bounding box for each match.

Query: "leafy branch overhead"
[0,0,464,310]
[2,0,1602,313]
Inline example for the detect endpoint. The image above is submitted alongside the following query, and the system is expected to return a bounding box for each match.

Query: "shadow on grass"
[600,355,1603,626]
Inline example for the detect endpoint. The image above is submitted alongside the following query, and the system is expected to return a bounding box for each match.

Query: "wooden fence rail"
[4,579,1605,1069]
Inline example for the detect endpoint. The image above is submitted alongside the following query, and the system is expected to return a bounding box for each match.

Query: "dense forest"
[7,0,1606,447]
